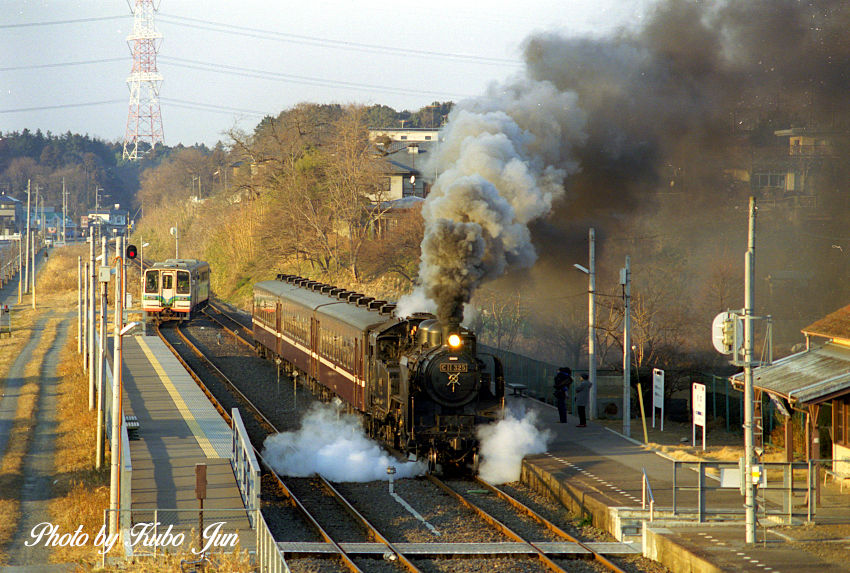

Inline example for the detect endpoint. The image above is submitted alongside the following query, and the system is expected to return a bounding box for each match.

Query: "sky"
[1,0,653,147]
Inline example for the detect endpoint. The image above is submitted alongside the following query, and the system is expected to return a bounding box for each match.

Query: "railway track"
[152,310,645,572]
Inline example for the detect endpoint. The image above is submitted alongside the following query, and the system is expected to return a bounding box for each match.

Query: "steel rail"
[318,477,422,573]
[200,304,255,349]
[157,322,365,572]
[427,474,569,573]
[206,300,254,340]
[171,321,277,433]
[473,477,627,573]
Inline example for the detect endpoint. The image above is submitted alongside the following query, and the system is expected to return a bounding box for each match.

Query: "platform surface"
[121,334,254,547]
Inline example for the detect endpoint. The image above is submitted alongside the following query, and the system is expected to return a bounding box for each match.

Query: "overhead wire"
[156,13,522,66]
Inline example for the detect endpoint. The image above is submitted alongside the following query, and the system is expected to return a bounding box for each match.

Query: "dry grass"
[48,332,109,567]
[0,318,59,564]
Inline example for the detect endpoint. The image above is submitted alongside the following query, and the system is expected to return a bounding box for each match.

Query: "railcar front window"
[145,271,159,293]
[177,271,190,294]
[163,273,173,290]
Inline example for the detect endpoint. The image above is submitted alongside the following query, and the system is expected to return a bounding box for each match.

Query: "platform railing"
[641,468,655,522]
[231,408,260,526]
[671,460,819,523]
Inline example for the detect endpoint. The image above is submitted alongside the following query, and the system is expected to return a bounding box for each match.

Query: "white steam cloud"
[476,408,551,484]
[399,79,586,323]
[262,403,426,481]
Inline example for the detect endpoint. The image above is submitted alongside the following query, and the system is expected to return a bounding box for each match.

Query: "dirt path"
[4,314,74,570]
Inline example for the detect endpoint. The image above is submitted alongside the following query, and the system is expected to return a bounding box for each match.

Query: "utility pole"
[96,237,108,469]
[89,236,97,410]
[62,178,67,244]
[30,231,36,309]
[744,196,757,544]
[78,256,82,354]
[109,236,125,535]
[621,255,631,437]
[588,228,597,420]
[24,180,30,294]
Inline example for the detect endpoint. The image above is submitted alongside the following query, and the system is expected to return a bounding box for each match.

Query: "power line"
[0,58,125,72]
[157,13,522,67]
[159,56,473,100]
[0,100,125,113]
[160,98,268,116]
[0,15,126,29]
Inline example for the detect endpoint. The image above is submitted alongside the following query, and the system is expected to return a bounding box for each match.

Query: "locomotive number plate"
[440,363,468,373]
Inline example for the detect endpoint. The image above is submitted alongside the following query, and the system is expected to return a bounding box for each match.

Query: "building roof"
[379,141,435,178]
[801,303,850,341]
[730,342,850,405]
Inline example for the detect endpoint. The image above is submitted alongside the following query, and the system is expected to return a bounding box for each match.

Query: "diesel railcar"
[142,259,211,322]
[253,275,505,470]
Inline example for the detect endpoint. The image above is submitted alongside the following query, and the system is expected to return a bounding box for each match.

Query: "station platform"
[512,396,850,573]
[120,334,254,551]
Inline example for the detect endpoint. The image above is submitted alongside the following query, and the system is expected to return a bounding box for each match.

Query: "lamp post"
[621,255,631,437]
[573,227,596,420]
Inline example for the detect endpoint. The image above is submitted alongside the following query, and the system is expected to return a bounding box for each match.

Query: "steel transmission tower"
[122,0,164,161]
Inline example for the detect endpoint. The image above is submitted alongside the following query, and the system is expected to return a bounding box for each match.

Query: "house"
[731,303,850,474]
[377,140,437,200]
[0,194,20,236]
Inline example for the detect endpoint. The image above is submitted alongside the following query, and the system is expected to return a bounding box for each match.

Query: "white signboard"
[652,368,665,431]
[692,382,706,451]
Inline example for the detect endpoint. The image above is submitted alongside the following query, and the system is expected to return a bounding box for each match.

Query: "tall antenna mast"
[122,0,164,161]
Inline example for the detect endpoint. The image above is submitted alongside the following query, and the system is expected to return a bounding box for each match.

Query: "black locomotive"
[252,275,505,470]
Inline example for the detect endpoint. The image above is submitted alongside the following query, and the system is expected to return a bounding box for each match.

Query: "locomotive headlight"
[447,333,462,349]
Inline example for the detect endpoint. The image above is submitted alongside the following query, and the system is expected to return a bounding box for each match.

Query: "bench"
[823,468,850,492]
[506,383,528,397]
[125,415,140,439]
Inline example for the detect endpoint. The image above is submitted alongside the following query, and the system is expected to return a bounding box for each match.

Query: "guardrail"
[671,459,819,523]
[641,468,655,522]
[231,408,260,526]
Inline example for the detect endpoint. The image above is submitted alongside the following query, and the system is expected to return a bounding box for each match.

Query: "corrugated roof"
[731,342,850,405]
[802,304,850,340]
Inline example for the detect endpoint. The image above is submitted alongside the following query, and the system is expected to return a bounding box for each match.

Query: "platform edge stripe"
[136,336,221,458]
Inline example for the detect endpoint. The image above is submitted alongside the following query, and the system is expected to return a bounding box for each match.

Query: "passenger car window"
[163,273,173,289]
[145,271,159,293]
[177,271,190,294]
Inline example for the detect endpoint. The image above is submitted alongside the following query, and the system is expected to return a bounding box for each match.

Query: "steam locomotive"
[252,275,505,470]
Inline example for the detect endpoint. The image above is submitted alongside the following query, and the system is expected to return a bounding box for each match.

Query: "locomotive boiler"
[252,275,505,471]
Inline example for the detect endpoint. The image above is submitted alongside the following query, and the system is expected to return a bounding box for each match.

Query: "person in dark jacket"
[574,373,592,427]
[553,367,572,423]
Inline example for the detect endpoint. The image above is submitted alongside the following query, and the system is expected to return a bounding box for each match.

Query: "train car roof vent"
[310,282,324,292]
[356,296,374,307]
[320,285,334,294]
[276,273,290,281]
[379,303,397,316]
[368,299,386,310]
[336,290,352,300]
[329,288,344,296]
[347,293,364,303]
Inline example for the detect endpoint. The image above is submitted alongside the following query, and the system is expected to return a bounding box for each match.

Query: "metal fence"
[671,459,821,523]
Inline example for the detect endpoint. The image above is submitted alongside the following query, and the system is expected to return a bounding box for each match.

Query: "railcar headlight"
[447,334,462,349]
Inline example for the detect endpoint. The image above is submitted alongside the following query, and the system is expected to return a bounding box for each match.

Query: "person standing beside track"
[553,367,572,423]
[574,373,592,427]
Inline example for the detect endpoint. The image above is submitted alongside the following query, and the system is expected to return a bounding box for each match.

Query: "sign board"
[692,382,706,450]
[195,463,207,500]
[652,368,665,431]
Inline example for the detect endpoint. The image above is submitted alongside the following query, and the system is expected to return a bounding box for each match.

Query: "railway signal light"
[126,244,137,259]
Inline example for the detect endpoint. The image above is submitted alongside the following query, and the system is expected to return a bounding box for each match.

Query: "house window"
[835,397,848,446]
[752,172,786,189]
